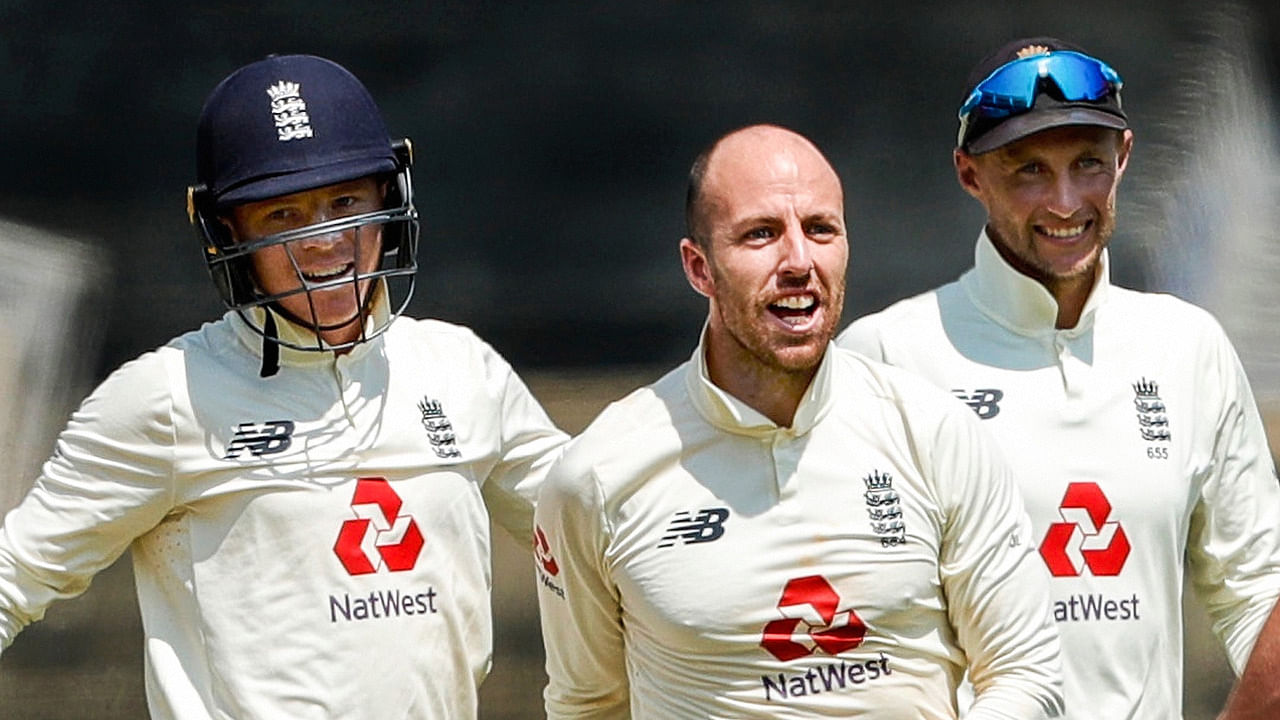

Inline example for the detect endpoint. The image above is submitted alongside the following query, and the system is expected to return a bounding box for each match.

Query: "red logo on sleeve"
[1039,482,1130,577]
[333,477,425,575]
[534,525,560,576]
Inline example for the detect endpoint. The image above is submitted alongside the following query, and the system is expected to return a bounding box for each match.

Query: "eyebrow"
[727,210,843,234]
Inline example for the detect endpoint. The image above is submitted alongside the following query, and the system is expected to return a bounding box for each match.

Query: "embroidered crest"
[863,471,906,547]
[1132,378,1171,442]
[267,80,314,141]
[418,397,462,458]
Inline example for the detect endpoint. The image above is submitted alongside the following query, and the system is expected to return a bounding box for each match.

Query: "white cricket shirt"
[535,335,1064,719]
[0,304,568,719]
[839,231,1280,719]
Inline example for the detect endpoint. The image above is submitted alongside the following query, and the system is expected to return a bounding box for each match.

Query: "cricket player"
[0,54,567,718]
[534,124,1064,719]
[838,37,1280,718]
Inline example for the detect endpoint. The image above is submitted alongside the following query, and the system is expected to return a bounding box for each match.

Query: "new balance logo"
[657,507,729,548]
[224,420,295,458]
[952,388,1003,420]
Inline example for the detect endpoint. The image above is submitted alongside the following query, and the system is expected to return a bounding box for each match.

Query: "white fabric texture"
[0,306,567,719]
[839,231,1280,718]
[535,337,1063,719]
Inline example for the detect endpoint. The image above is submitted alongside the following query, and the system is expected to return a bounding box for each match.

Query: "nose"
[777,222,813,276]
[294,228,347,253]
[292,207,356,249]
[1045,174,1084,219]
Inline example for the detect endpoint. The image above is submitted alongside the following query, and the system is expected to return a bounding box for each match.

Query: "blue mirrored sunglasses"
[957,50,1123,145]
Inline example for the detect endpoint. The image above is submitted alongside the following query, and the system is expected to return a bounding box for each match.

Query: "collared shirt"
[535,334,1063,719]
[0,306,567,719]
[840,230,1280,718]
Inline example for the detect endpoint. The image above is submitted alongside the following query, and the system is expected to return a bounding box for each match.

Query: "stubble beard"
[990,199,1118,293]
[714,279,843,382]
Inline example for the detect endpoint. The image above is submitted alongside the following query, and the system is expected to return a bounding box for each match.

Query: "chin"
[768,341,828,374]
[1047,255,1102,283]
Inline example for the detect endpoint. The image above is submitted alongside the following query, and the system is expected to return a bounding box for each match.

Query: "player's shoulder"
[828,346,973,427]
[74,328,202,431]
[1106,285,1231,344]
[545,364,690,497]
[386,315,488,348]
[838,283,957,355]
[101,346,182,392]
[384,315,515,366]
[566,364,686,457]
[830,346,950,400]
[1109,285,1218,322]
[135,315,236,374]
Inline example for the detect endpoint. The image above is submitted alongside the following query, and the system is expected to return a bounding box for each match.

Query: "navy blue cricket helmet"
[187,54,418,352]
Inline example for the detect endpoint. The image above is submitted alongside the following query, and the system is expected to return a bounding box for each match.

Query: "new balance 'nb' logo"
[953,389,1003,420]
[224,420,295,458]
[657,507,730,548]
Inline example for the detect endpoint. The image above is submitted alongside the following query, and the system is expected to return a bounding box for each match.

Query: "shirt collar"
[684,322,836,436]
[960,228,1111,335]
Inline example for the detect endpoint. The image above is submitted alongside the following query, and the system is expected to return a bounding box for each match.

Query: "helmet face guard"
[188,139,419,352]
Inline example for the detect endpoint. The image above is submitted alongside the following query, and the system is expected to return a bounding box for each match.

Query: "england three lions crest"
[418,397,462,459]
[863,471,907,547]
[266,80,314,142]
[1132,378,1171,442]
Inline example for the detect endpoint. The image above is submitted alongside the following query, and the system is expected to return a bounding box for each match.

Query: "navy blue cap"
[959,37,1128,154]
[196,54,397,207]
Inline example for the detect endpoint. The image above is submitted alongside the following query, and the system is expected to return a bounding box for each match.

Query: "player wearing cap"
[0,55,567,719]
[534,124,1064,719]
[838,37,1280,718]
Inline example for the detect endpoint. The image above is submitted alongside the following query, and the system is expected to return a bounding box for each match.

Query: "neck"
[319,324,363,354]
[703,331,818,428]
[1046,275,1094,329]
[984,229,1099,329]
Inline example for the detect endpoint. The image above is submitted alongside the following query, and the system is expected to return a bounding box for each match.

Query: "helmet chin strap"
[260,309,280,378]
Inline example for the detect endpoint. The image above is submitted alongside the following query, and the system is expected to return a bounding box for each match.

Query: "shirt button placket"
[1054,331,1089,400]
[772,430,801,502]
[332,357,360,426]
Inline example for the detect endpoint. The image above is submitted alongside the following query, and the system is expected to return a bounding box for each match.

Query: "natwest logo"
[333,477,424,575]
[761,575,866,661]
[534,525,559,576]
[1039,482,1130,577]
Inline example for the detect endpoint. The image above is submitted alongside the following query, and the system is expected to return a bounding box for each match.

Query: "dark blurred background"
[1,1,1278,718]
[0,0,1271,374]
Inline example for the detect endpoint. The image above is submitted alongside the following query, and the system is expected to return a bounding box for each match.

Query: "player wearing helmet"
[0,54,567,719]
[187,54,421,362]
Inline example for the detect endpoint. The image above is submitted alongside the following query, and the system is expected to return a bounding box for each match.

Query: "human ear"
[1115,129,1135,178]
[217,216,241,243]
[680,237,713,299]
[954,148,984,200]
